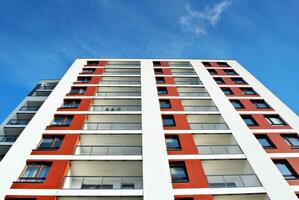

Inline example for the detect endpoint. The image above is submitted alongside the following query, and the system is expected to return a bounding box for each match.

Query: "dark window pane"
[208,69,217,75]
[157,87,168,95]
[265,115,286,125]
[230,100,244,109]
[160,100,171,108]
[165,135,181,150]
[156,77,166,84]
[221,88,233,95]
[283,135,299,148]
[153,61,161,66]
[256,135,275,148]
[217,62,230,67]
[241,115,258,126]
[214,78,225,84]
[202,62,212,67]
[231,78,246,84]
[251,100,270,109]
[274,160,297,180]
[162,115,175,126]
[224,69,237,75]
[154,69,163,74]
[63,100,80,108]
[241,88,257,95]
[170,163,189,182]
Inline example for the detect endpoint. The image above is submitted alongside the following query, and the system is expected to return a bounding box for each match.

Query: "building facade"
[0,59,298,200]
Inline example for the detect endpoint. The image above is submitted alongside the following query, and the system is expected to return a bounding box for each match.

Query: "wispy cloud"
[180,0,233,35]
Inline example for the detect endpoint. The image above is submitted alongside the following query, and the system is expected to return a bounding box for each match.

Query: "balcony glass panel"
[84,123,141,130]
[7,119,30,125]
[197,145,242,154]
[90,105,141,111]
[75,146,142,155]
[63,176,142,189]
[0,135,18,143]
[207,174,261,188]
[19,106,40,111]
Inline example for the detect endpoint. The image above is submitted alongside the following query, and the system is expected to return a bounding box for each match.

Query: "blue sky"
[0,0,298,122]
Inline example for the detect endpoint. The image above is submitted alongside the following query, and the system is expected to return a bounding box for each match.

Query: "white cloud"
[180,0,233,35]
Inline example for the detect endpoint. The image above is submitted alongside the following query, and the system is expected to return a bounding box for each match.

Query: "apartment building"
[0,59,298,200]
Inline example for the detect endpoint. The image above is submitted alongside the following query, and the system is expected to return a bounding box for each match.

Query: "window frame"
[250,100,271,109]
[19,163,51,183]
[207,69,217,75]
[156,77,166,84]
[221,87,233,95]
[202,62,212,67]
[165,135,181,150]
[230,100,244,109]
[264,115,287,126]
[77,76,92,83]
[214,77,225,84]
[256,135,276,149]
[283,134,299,148]
[157,87,168,95]
[231,77,247,84]
[241,115,258,126]
[274,160,298,180]
[62,99,81,108]
[51,115,73,126]
[154,68,163,74]
[159,99,172,109]
[170,162,189,183]
[217,62,230,67]
[162,115,176,127]
[241,87,257,95]
[223,69,238,75]
[37,135,64,150]
[69,87,86,94]
[153,61,161,66]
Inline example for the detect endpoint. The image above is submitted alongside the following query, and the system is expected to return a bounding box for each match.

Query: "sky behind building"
[0,0,298,121]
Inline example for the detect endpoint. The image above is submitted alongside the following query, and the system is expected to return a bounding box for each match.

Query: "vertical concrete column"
[141,60,174,200]
[191,60,297,200]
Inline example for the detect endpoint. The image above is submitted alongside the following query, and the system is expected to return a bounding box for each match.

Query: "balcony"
[62,161,142,190]
[100,77,141,85]
[194,134,242,155]
[213,194,269,200]
[75,135,142,155]
[177,87,209,97]
[90,99,141,112]
[182,99,218,112]
[187,115,229,130]
[96,86,141,97]
[171,69,197,75]
[7,119,30,126]
[106,61,141,68]
[103,68,140,75]
[0,135,18,143]
[19,106,40,111]
[174,77,202,85]
[203,160,262,188]
[83,115,141,130]
[168,61,192,68]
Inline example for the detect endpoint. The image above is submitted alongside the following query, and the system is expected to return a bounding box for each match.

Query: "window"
[69,87,86,94]
[162,115,176,126]
[19,163,51,182]
[250,100,270,109]
[157,87,168,95]
[224,69,237,75]
[51,115,73,126]
[208,69,217,75]
[77,76,91,83]
[87,61,99,66]
[156,77,166,84]
[230,100,244,109]
[202,62,212,67]
[283,135,299,148]
[214,78,225,84]
[63,99,81,108]
[231,78,247,84]
[170,162,189,182]
[241,115,258,126]
[38,135,64,150]
[217,62,230,67]
[274,160,297,180]
[256,135,275,148]
[241,87,257,95]
[154,68,163,74]
[153,61,161,66]
[159,99,171,109]
[265,115,286,126]
[82,68,96,73]
[165,135,181,150]
[221,87,233,95]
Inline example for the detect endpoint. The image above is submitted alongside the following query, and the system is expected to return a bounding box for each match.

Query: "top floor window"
[224,69,237,75]
[202,62,212,67]
[87,61,99,66]
[231,78,247,84]
[217,62,230,67]
[153,61,161,66]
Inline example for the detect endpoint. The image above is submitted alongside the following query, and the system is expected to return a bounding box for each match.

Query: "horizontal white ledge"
[160,111,220,115]
[156,84,204,87]
[7,189,143,196]
[64,96,141,99]
[218,85,253,88]
[250,129,297,133]
[267,153,299,158]
[28,155,142,160]
[77,74,141,77]
[227,96,264,100]
[44,130,143,134]
[55,111,142,115]
[173,187,265,195]
[155,75,198,77]
[237,111,278,114]
[163,130,232,134]
[168,154,246,160]
[72,84,141,87]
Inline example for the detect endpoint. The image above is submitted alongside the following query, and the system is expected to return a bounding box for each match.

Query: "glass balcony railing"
[37,85,56,90]
[0,135,18,143]
[171,72,197,75]
[197,145,243,155]
[207,174,261,188]
[189,123,229,130]
[174,81,202,85]
[75,145,142,155]
[7,119,30,126]
[103,72,140,75]
[100,81,141,85]
[17,177,46,183]
[63,176,143,189]
[19,106,40,111]
[83,122,142,130]
[183,106,218,112]
[179,92,209,97]
[96,92,141,96]
[90,105,141,111]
